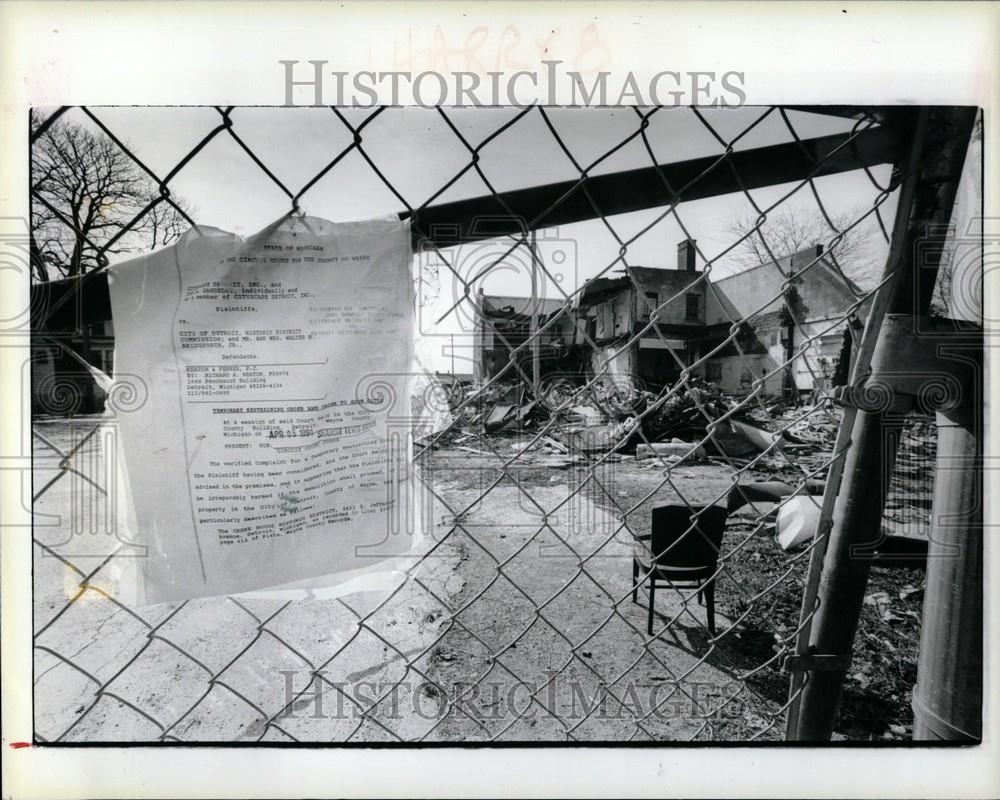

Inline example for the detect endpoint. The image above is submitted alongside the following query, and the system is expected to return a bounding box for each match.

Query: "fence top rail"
[31,105,914,330]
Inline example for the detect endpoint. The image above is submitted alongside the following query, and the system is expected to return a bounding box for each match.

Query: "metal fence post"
[912,400,983,741]
[792,404,907,739]
[792,107,978,741]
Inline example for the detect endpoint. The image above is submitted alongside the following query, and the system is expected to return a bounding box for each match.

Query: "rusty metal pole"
[792,107,977,741]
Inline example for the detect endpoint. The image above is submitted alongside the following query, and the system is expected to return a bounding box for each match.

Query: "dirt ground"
[31,418,925,742]
[416,435,926,742]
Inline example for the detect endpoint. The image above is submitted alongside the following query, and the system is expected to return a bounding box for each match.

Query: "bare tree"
[30,112,191,281]
[723,204,879,287]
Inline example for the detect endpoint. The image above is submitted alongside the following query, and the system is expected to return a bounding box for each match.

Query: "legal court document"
[108,215,417,604]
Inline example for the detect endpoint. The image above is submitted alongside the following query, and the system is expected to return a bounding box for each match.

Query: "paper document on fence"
[107,215,419,605]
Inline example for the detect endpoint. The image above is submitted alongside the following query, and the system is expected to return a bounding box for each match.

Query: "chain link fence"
[30,104,935,743]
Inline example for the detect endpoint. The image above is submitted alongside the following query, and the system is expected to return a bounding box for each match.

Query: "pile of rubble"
[754,401,843,476]
[424,374,831,466]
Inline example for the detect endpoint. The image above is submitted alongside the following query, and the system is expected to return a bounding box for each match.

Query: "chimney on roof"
[790,243,824,269]
[677,238,697,271]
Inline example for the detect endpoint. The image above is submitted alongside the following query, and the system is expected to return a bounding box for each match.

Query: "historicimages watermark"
[280,60,746,108]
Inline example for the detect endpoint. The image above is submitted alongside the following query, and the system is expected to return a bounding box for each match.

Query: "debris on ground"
[709,422,760,458]
[435,373,824,464]
[415,379,936,742]
[563,404,603,425]
[433,374,938,535]
[729,419,785,453]
[783,411,840,447]
[635,439,706,461]
[542,435,568,454]
[484,403,517,432]
[554,417,638,454]
[484,399,539,433]
[640,378,730,443]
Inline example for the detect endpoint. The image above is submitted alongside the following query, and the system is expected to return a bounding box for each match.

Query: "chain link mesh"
[30,104,922,743]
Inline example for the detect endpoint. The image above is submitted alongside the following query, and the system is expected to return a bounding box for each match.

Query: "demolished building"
[473,239,869,400]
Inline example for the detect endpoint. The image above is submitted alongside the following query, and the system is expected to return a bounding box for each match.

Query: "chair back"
[649,504,728,568]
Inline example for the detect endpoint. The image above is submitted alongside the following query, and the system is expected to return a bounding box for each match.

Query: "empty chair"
[632,504,729,636]
[632,481,827,637]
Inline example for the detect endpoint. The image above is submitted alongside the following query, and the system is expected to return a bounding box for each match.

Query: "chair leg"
[647,575,656,636]
[632,560,639,604]
[704,579,716,635]
[696,587,704,606]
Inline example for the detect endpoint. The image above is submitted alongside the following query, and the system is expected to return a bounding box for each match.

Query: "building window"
[642,291,658,321]
[685,293,700,320]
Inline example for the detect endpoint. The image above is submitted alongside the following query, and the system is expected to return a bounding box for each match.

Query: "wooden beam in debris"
[34,122,906,329]
[406,122,905,248]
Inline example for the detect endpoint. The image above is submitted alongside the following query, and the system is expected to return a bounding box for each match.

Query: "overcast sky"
[55,106,898,372]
